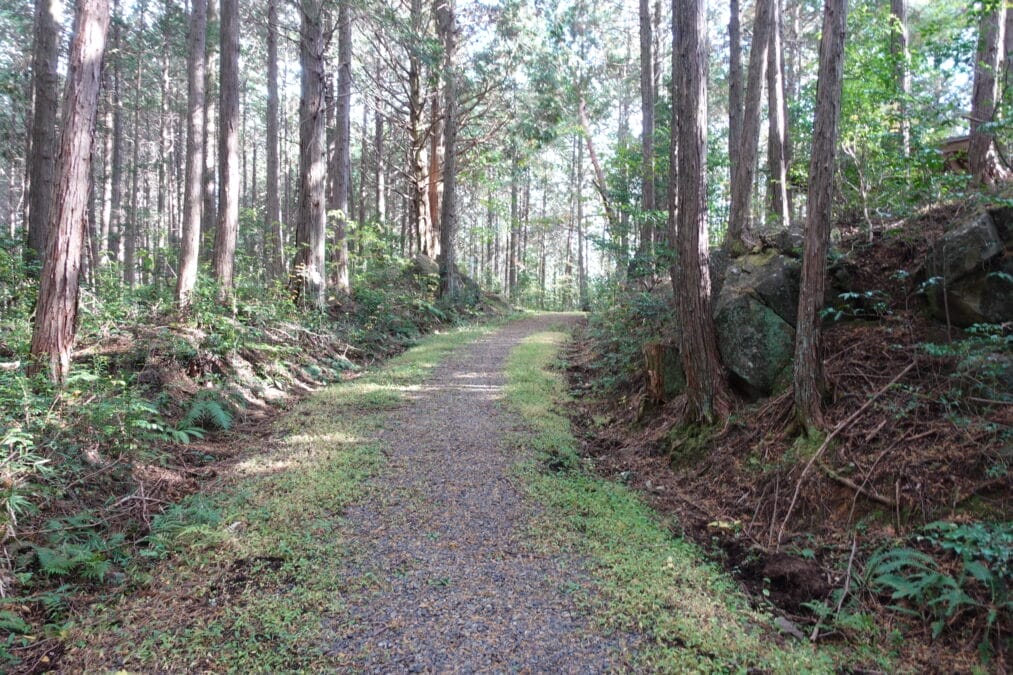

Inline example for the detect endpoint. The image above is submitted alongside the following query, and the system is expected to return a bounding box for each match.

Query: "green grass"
[504,330,868,673]
[67,320,508,672]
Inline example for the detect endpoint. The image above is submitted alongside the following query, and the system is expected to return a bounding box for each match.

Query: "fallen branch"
[776,361,916,549]
[818,460,896,507]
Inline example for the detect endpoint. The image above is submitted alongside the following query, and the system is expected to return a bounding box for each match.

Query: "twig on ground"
[776,361,916,549]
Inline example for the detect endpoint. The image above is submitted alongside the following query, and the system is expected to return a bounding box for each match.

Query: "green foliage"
[584,287,674,395]
[820,289,892,322]
[866,521,1011,660]
[836,0,976,221]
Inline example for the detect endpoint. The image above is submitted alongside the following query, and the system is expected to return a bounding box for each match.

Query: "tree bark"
[968,2,1008,187]
[107,0,125,264]
[213,0,240,299]
[728,0,743,182]
[726,0,772,254]
[766,0,790,228]
[436,0,458,299]
[636,0,655,264]
[332,0,352,293]
[30,0,111,384]
[264,0,283,280]
[890,0,910,157]
[672,0,730,423]
[576,137,589,310]
[26,0,63,266]
[291,0,327,307]
[793,0,848,433]
[201,0,218,256]
[176,0,207,311]
[125,34,141,289]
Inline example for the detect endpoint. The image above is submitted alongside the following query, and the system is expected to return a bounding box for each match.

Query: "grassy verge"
[61,319,508,672]
[504,330,884,673]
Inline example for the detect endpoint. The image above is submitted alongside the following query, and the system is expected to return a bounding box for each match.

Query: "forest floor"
[47,313,856,673]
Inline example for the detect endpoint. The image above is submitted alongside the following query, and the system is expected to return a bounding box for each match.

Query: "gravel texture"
[325,315,634,673]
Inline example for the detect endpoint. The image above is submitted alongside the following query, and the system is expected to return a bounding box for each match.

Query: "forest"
[0,0,1010,671]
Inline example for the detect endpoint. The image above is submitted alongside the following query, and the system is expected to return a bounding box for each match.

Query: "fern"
[181,397,233,432]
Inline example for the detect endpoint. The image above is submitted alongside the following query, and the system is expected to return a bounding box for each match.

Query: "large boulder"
[714,291,795,398]
[922,211,1011,326]
[925,212,1004,282]
[720,251,801,326]
[408,254,440,276]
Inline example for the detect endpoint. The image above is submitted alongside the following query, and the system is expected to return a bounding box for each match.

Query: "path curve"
[326,314,632,673]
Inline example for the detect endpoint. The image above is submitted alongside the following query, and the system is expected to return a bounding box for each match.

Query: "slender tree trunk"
[98,69,113,267]
[125,39,141,289]
[176,0,207,311]
[728,0,743,179]
[373,61,386,224]
[968,2,1008,186]
[766,0,790,228]
[291,0,327,307]
[672,0,730,423]
[793,0,848,433]
[201,0,218,257]
[265,0,283,280]
[30,0,111,384]
[636,0,655,264]
[407,0,427,259]
[576,137,589,310]
[508,150,519,298]
[436,0,458,298]
[26,0,62,265]
[427,93,443,257]
[727,0,772,254]
[213,0,240,299]
[890,0,910,157]
[333,0,352,293]
[109,8,125,265]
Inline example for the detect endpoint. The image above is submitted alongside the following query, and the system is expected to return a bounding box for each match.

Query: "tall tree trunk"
[672,0,730,423]
[728,0,743,180]
[766,0,790,228]
[636,0,655,264]
[108,0,125,264]
[213,0,240,299]
[427,92,443,257]
[373,65,386,224]
[407,0,427,259]
[125,37,141,289]
[291,0,327,307]
[576,137,589,310]
[508,149,519,298]
[176,0,207,311]
[201,0,218,256]
[890,0,910,157]
[726,0,772,254]
[30,0,111,384]
[265,0,283,279]
[436,0,458,298]
[968,1,1008,187]
[793,0,848,433]
[333,0,352,293]
[26,0,62,266]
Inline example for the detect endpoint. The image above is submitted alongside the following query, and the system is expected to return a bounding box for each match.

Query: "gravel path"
[325,314,634,673]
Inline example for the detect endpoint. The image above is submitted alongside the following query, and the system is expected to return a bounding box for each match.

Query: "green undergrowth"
[56,320,505,671]
[504,330,884,673]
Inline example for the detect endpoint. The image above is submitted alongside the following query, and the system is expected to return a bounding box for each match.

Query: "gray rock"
[987,206,1013,247]
[408,254,440,276]
[714,292,795,398]
[922,211,1012,326]
[926,211,1003,283]
[719,251,801,326]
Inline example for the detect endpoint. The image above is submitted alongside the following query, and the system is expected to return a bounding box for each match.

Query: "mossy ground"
[504,329,890,673]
